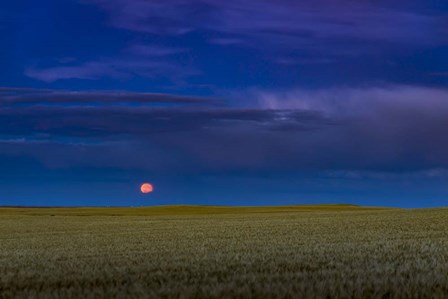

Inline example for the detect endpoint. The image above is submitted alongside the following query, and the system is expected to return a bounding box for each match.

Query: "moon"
[140,183,154,194]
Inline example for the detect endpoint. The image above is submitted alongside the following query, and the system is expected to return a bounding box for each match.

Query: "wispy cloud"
[430,72,448,77]
[208,38,243,46]
[22,1,447,84]
[25,43,197,83]
[125,44,189,56]
[86,0,446,51]
[25,62,127,82]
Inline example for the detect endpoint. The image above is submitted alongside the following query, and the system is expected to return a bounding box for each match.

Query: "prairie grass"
[0,205,447,298]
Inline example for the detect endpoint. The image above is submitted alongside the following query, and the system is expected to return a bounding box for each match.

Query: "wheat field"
[1,205,447,298]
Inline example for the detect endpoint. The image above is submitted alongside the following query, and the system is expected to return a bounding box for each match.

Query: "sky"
[1,0,447,207]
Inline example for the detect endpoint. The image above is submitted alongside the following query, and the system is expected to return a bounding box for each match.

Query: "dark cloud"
[0,106,330,137]
[0,88,220,106]
[2,85,448,175]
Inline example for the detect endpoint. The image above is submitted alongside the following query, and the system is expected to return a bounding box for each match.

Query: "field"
[1,205,447,298]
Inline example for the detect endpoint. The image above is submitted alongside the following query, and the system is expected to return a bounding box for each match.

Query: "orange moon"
[140,183,154,194]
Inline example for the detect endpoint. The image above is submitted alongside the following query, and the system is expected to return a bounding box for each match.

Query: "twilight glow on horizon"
[0,0,447,207]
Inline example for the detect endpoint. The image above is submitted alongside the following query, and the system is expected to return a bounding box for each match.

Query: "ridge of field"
[0,204,393,216]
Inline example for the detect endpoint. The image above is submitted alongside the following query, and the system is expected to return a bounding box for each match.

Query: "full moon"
[140,183,154,194]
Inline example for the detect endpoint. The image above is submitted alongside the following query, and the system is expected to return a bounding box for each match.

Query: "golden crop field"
[1,205,447,298]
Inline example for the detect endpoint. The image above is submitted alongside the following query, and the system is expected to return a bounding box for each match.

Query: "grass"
[1,205,447,298]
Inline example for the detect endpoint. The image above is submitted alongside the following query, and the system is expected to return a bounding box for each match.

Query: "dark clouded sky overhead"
[1,0,447,207]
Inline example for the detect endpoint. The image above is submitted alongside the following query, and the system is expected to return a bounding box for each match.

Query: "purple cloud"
[86,0,446,51]
[24,1,446,84]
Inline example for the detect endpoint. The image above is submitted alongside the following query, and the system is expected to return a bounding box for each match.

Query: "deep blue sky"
[1,0,447,207]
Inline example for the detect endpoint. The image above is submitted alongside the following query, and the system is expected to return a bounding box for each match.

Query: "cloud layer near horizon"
[2,85,448,177]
